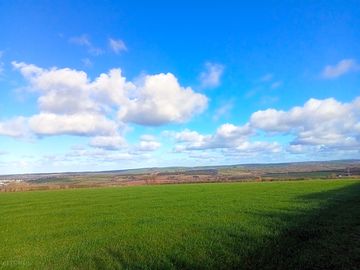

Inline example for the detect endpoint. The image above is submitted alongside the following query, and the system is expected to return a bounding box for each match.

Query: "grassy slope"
[0,180,359,269]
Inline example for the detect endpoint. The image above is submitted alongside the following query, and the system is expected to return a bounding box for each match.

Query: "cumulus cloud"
[172,96,360,158]
[91,68,135,107]
[137,135,161,151]
[5,61,207,152]
[29,113,118,136]
[8,60,359,162]
[175,123,254,149]
[119,73,208,125]
[199,62,224,88]
[89,135,126,150]
[88,133,160,154]
[12,62,120,137]
[172,123,278,155]
[12,61,207,128]
[109,38,127,54]
[175,129,206,144]
[321,59,359,79]
[29,69,95,114]
[250,97,360,150]
[231,141,281,154]
[12,61,42,77]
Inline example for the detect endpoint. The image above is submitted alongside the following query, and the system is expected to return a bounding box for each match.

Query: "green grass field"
[1,180,360,269]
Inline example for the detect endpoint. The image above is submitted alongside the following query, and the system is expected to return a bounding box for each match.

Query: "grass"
[1,179,359,269]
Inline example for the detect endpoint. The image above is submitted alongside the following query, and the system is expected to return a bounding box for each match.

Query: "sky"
[0,0,360,174]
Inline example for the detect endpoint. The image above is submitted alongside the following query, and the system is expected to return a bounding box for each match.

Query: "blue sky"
[0,0,360,174]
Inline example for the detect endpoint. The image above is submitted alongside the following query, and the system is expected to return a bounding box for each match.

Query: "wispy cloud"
[258,95,279,105]
[270,81,282,89]
[199,62,224,89]
[321,59,359,79]
[260,73,273,82]
[245,74,282,99]
[109,38,127,54]
[81,58,93,68]
[69,34,103,56]
[213,100,234,121]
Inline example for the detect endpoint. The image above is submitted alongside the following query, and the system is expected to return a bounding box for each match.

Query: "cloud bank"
[1,61,359,165]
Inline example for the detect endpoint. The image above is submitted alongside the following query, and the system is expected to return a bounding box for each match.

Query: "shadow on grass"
[242,181,360,270]
[93,181,360,270]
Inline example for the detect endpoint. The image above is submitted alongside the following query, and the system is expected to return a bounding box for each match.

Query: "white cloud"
[139,134,156,141]
[175,129,206,144]
[13,62,207,129]
[91,68,135,107]
[0,117,28,138]
[12,61,42,77]
[12,62,120,137]
[13,62,95,115]
[119,73,208,125]
[321,59,359,79]
[69,34,103,55]
[66,140,159,166]
[172,123,280,158]
[29,113,118,136]
[6,61,208,149]
[250,97,360,150]
[172,96,360,158]
[232,141,281,154]
[138,141,161,152]
[88,133,160,153]
[287,144,307,154]
[216,123,253,140]
[199,62,224,88]
[109,38,127,54]
[89,135,126,150]
[135,135,161,151]
[9,60,359,163]
[66,148,136,163]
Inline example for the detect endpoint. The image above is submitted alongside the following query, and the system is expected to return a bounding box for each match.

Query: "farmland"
[1,160,360,192]
[1,179,360,269]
